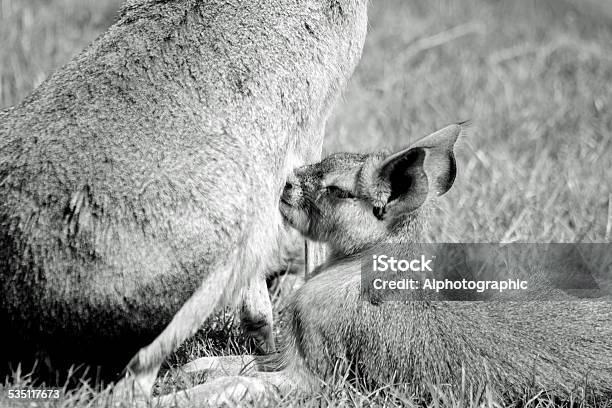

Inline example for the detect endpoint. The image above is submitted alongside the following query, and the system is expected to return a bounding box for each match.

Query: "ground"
[1,0,612,407]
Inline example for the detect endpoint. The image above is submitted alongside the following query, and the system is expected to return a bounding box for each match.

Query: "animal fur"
[176,124,612,405]
[0,0,368,388]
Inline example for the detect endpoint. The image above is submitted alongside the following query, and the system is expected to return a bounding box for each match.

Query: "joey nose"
[281,175,300,204]
[281,182,292,204]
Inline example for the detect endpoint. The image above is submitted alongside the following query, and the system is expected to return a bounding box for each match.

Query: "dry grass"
[326,0,612,244]
[1,0,612,406]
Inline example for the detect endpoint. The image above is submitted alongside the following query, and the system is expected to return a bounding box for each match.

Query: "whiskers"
[302,190,325,221]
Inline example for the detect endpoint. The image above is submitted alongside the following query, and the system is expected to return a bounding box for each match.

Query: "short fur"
[0,0,368,389]
[276,123,612,397]
[181,124,612,404]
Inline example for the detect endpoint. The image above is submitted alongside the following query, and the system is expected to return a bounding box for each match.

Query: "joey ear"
[362,123,463,216]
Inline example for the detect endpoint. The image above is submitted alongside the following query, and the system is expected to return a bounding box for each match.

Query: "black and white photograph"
[1,0,611,407]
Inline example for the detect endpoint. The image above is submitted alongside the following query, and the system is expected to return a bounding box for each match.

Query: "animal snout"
[281,175,301,205]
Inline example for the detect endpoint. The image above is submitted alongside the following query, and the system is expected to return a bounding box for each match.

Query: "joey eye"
[324,186,355,199]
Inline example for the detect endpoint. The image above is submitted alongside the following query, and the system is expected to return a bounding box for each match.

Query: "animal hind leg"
[154,371,296,407]
[121,255,241,397]
[239,274,276,354]
[181,355,258,375]
[239,225,305,354]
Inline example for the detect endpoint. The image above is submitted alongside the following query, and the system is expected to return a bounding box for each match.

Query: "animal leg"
[239,225,305,353]
[181,355,257,375]
[240,275,275,353]
[154,371,296,407]
[123,257,239,397]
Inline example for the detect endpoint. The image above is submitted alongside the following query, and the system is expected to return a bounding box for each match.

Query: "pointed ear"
[362,123,462,216]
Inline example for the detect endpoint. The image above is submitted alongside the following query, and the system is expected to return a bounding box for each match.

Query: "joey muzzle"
[281,173,305,209]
